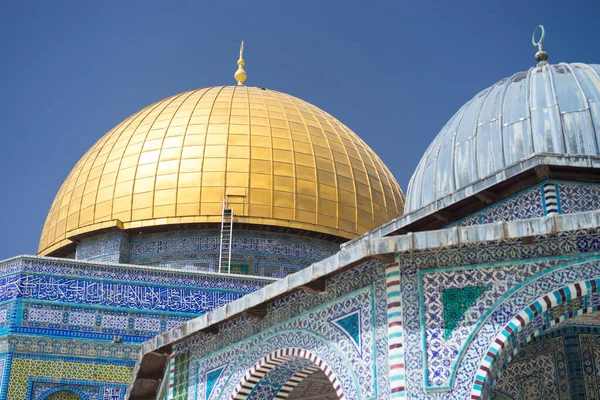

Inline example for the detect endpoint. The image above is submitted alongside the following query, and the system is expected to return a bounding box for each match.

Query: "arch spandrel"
[454,256,600,399]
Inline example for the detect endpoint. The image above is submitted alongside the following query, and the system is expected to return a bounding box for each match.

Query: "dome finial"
[532,25,548,66]
[234,41,247,85]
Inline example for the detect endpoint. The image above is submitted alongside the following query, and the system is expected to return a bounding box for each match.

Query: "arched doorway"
[230,348,344,400]
[470,278,600,399]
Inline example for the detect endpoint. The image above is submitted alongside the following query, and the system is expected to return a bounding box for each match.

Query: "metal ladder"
[218,200,234,273]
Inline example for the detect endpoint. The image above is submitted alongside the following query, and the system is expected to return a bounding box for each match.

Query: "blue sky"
[0,1,598,258]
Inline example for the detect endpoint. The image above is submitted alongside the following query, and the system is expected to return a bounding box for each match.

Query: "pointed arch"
[470,278,599,399]
[229,347,344,400]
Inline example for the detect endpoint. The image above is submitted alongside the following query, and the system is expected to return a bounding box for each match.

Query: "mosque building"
[2,26,600,399]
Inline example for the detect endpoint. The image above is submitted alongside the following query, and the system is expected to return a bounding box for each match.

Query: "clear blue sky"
[0,1,598,259]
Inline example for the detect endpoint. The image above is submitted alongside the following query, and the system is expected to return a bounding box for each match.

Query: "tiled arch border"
[470,278,599,399]
[39,385,89,399]
[229,347,345,400]
[500,298,599,376]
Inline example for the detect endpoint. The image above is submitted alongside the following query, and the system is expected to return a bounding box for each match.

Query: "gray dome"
[406,62,600,213]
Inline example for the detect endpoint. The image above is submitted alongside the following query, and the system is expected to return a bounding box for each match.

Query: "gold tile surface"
[39,86,404,255]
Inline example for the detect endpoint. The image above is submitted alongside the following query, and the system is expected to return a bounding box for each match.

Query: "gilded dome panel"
[39,86,404,255]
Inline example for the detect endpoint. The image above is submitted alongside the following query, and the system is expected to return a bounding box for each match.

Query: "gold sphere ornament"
[234,41,247,85]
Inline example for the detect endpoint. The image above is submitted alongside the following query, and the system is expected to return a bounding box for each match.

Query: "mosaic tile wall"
[7,356,131,399]
[558,182,600,214]
[420,258,571,389]
[173,260,389,400]
[389,226,600,398]
[17,300,196,342]
[448,180,600,228]
[0,257,271,318]
[492,335,570,399]
[468,261,600,399]
[448,183,546,228]
[156,226,600,399]
[76,229,339,278]
[76,232,131,264]
[172,351,189,400]
[490,325,600,399]
[0,255,274,399]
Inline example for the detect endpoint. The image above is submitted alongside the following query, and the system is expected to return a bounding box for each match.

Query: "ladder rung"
[219,202,234,273]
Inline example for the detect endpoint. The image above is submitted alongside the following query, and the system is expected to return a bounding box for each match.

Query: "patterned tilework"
[542,183,559,215]
[512,298,589,351]
[0,257,269,400]
[5,274,247,314]
[397,261,424,398]
[0,256,270,400]
[7,356,131,399]
[442,286,488,340]
[420,260,562,389]
[580,332,600,398]
[558,182,600,214]
[448,184,545,228]
[0,303,16,335]
[468,261,600,400]
[506,293,600,354]
[399,228,600,273]
[178,260,389,400]
[0,357,6,399]
[3,256,271,293]
[127,229,339,278]
[205,367,224,400]
[330,311,361,352]
[480,186,544,224]
[76,232,131,264]
[172,351,190,400]
[448,181,600,228]
[490,325,600,399]
[395,228,600,398]
[247,383,278,399]
[4,336,140,362]
[30,379,124,400]
[561,328,585,398]
[492,336,569,399]
[453,215,479,228]
[166,354,176,400]
[547,297,588,321]
[385,260,405,398]
[0,258,271,321]
[102,386,123,400]
[18,301,195,342]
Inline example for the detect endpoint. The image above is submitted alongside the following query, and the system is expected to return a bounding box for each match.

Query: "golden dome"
[39,86,404,255]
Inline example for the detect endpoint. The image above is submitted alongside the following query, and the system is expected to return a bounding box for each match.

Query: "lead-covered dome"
[406,63,600,213]
[39,86,404,255]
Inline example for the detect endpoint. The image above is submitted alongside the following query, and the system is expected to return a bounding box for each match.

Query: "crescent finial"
[532,25,548,66]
